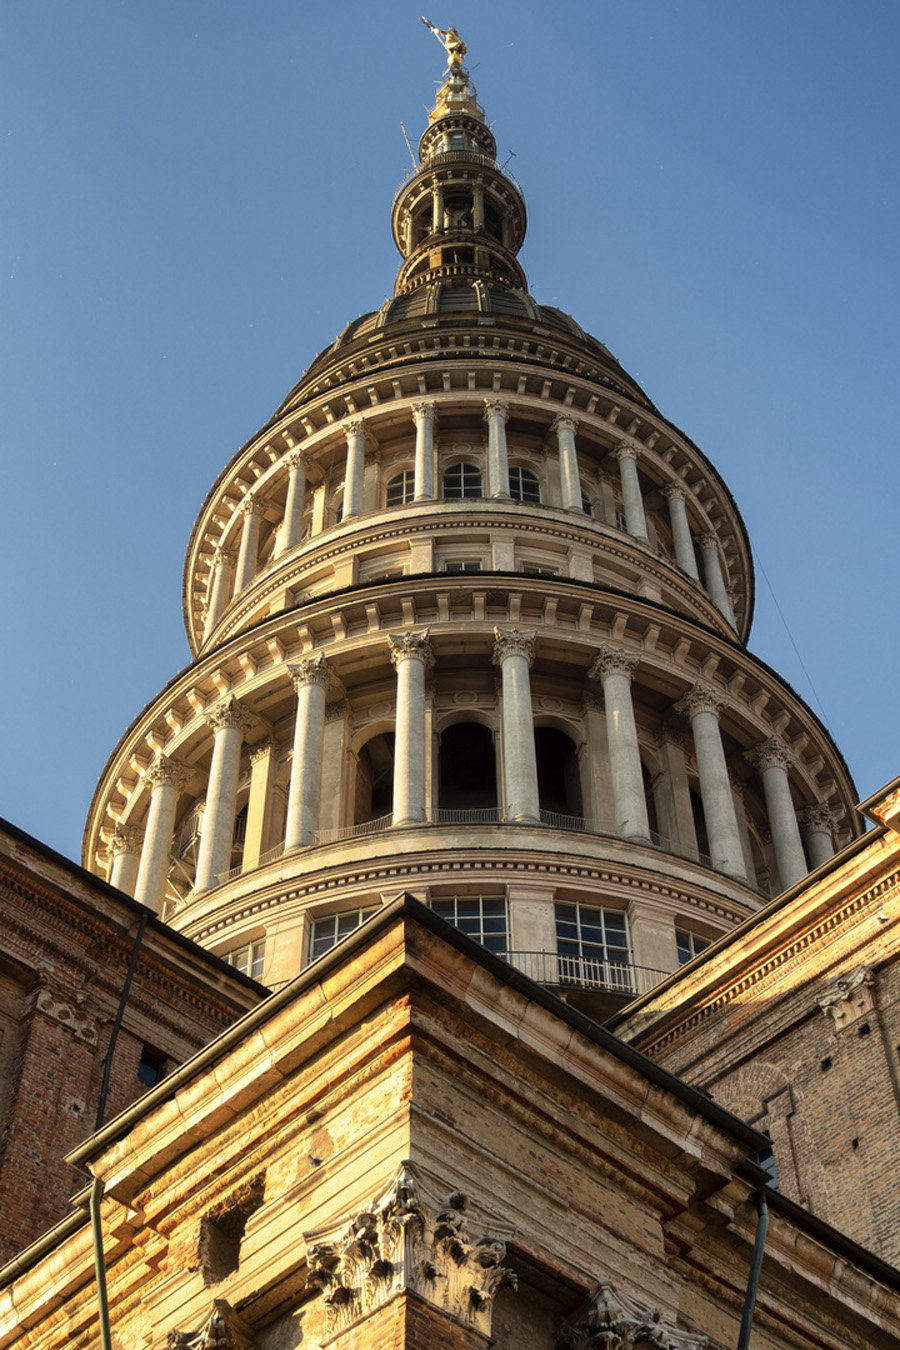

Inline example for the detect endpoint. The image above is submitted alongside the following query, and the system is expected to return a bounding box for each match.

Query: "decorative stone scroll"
[168,1300,256,1349]
[817,966,877,1031]
[555,1280,707,1350]
[492,627,535,666]
[588,644,639,684]
[305,1165,517,1339]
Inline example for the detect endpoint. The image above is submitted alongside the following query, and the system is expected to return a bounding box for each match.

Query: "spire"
[391,26,528,299]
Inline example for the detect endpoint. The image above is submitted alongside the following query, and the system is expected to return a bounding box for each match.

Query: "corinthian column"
[552,414,582,511]
[107,824,143,896]
[699,532,736,626]
[204,547,235,640]
[492,629,540,823]
[343,418,366,519]
[801,803,837,868]
[675,684,747,879]
[745,738,807,888]
[587,645,649,841]
[612,441,648,541]
[661,482,700,580]
[279,450,310,555]
[284,655,332,850]
[234,497,268,594]
[484,400,511,499]
[389,631,434,825]
[194,696,253,893]
[134,757,189,913]
[412,402,436,501]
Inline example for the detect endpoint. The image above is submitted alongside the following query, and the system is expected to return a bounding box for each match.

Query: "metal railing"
[312,814,393,846]
[504,951,672,998]
[396,150,523,196]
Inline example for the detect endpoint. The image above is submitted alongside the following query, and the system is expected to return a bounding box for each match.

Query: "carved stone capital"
[108,824,143,857]
[556,1281,707,1350]
[746,736,795,774]
[168,1300,256,1349]
[205,695,254,735]
[483,398,510,424]
[238,495,269,518]
[492,627,535,666]
[587,644,639,683]
[698,531,720,552]
[288,654,332,692]
[212,547,235,569]
[800,802,836,836]
[612,439,640,464]
[249,738,275,766]
[325,698,350,723]
[284,449,311,473]
[345,417,367,440]
[411,400,437,425]
[661,480,688,503]
[388,630,434,669]
[305,1165,516,1340]
[675,682,727,721]
[144,755,191,791]
[551,412,578,436]
[817,966,877,1030]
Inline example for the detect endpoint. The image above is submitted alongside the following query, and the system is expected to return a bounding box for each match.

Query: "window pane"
[386,470,414,506]
[443,463,482,499]
[431,896,508,954]
[509,467,541,504]
[311,908,378,961]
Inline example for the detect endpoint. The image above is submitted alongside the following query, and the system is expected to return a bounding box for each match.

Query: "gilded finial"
[420,17,467,67]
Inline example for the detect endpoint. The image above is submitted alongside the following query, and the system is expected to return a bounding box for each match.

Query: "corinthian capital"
[288,654,332,691]
[388,630,434,669]
[492,628,535,666]
[107,823,143,857]
[800,802,837,835]
[238,495,269,518]
[698,530,720,551]
[551,412,578,436]
[556,1279,707,1350]
[284,448,310,472]
[345,417,367,439]
[612,439,640,463]
[205,694,254,734]
[144,755,190,791]
[675,682,727,720]
[746,736,795,773]
[588,644,639,683]
[661,480,688,502]
[168,1301,257,1349]
[483,398,509,424]
[411,400,437,425]
[212,547,235,569]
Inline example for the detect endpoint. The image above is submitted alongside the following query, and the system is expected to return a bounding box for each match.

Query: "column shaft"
[484,401,510,499]
[284,657,331,849]
[108,826,142,897]
[802,804,837,868]
[205,549,234,639]
[677,685,747,879]
[553,415,582,511]
[700,533,736,626]
[749,740,808,888]
[412,403,436,501]
[614,443,648,540]
[343,420,366,520]
[390,632,433,825]
[662,483,700,580]
[194,699,250,892]
[589,647,649,841]
[134,759,186,912]
[279,451,308,555]
[493,630,540,823]
[234,500,265,594]
[243,741,277,869]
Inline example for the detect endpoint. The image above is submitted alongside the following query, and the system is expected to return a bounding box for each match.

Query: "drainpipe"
[90,1177,114,1350]
[737,1187,769,1350]
[94,909,149,1131]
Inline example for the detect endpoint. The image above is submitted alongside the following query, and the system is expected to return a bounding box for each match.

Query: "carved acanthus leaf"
[555,1280,707,1350]
[167,1300,256,1349]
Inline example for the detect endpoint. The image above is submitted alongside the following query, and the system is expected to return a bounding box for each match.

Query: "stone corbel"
[167,1299,256,1348]
[555,1280,707,1349]
[817,965,877,1031]
[304,1162,517,1339]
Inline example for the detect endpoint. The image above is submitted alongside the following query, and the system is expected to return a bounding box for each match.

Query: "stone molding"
[588,644,639,683]
[675,682,727,721]
[388,630,434,669]
[305,1164,516,1339]
[746,736,795,773]
[205,695,254,735]
[288,654,332,691]
[168,1300,256,1348]
[817,965,877,1030]
[492,627,535,666]
[34,985,99,1047]
[555,1281,707,1350]
[248,738,275,766]
[325,698,350,723]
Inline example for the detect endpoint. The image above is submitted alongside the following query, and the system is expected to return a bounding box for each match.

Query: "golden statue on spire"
[420,17,467,67]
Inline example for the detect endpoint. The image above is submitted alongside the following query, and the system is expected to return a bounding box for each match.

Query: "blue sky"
[2,2,899,861]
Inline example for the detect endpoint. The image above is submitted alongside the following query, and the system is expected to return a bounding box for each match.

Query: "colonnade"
[110,635,836,915]
[200,404,737,641]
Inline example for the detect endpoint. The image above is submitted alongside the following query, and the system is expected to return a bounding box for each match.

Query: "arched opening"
[385,469,415,507]
[690,787,710,863]
[509,466,541,504]
[535,727,582,818]
[439,722,497,811]
[354,733,395,824]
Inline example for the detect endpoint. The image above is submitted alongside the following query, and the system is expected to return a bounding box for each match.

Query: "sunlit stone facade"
[83,52,857,1003]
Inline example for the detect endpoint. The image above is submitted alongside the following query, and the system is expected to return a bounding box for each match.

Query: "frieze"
[305,1164,516,1338]
[556,1280,707,1350]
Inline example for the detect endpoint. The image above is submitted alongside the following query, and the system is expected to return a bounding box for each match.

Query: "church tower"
[83,35,858,1002]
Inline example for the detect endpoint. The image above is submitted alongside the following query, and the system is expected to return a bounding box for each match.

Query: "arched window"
[439,723,497,811]
[354,732,395,824]
[535,727,582,818]
[509,467,541,504]
[386,470,415,507]
[443,462,482,499]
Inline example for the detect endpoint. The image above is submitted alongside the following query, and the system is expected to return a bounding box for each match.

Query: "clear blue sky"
[2,2,899,861]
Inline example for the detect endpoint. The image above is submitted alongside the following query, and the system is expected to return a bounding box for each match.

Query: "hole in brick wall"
[138,1044,167,1087]
[198,1173,265,1286]
[852,1138,860,1150]
[857,1022,871,1038]
[820,1057,833,1071]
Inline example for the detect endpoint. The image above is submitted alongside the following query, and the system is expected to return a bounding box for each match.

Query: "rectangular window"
[519,564,558,577]
[223,940,266,981]
[555,903,632,992]
[444,560,483,573]
[676,929,710,965]
[310,907,379,962]
[431,895,508,956]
